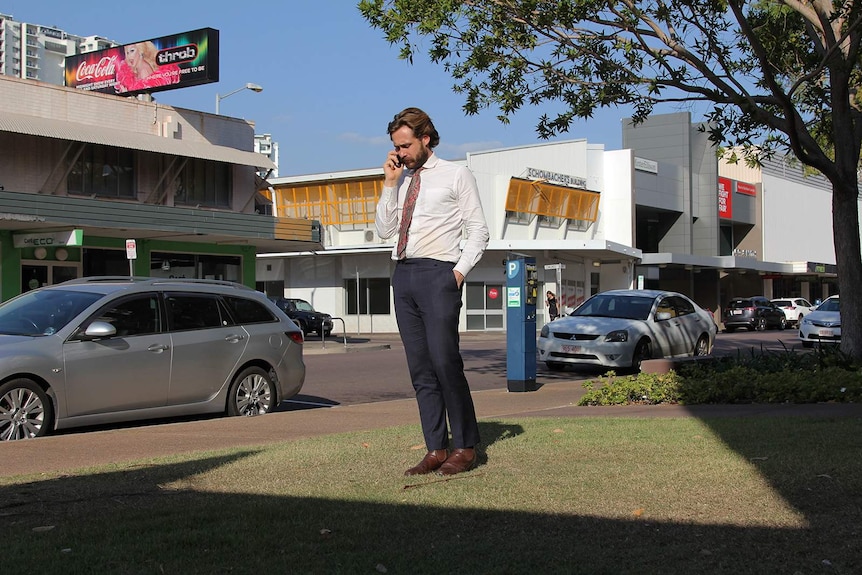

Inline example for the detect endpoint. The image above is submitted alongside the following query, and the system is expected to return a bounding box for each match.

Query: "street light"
[215,82,263,114]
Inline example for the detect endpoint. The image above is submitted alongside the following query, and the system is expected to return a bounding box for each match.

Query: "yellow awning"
[505,177,600,221]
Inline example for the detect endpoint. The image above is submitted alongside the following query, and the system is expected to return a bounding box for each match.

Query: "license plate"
[561,345,582,353]
[818,328,834,337]
[731,310,742,315]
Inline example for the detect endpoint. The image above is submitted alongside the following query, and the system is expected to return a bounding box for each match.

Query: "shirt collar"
[412,152,438,174]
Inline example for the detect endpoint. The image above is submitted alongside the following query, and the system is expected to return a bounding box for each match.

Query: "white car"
[799,295,840,348]
[537,289,717,373]
[771,297,815,327]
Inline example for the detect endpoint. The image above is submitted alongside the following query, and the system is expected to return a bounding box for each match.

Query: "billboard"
[65,28,219,96]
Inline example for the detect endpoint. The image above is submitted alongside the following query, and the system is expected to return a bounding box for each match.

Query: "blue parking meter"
[506,255,538,392]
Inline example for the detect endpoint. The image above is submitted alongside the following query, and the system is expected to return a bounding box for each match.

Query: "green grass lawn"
[2,416,860,574]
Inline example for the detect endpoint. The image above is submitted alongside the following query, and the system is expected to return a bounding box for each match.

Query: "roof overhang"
[489,239,642,262]
[0,190,319,253]
[257,239,643,262]
[639,252,837,275]
[0,111,276,170]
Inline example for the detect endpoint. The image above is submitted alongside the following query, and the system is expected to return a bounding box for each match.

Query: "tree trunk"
[831,178,862,360]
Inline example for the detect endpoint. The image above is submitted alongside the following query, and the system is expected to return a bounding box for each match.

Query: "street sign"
[126,239,137,260]
[544,263,566,270]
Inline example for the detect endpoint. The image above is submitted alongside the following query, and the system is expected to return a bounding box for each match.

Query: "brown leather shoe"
[404,449,448,476]
[437,448,477,475]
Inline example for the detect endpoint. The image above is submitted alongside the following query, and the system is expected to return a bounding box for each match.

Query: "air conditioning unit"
[364,230,376,243]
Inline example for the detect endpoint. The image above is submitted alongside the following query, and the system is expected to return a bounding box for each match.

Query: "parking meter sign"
[126,239,137,260]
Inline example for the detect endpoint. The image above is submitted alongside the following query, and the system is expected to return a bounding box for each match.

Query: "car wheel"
[545,361,566,371]
[631,339,651,372]
[797,315,804,327]
[755,317,767,331]
[227,367,276,417]
[778,316,786,330]
[694,335,709,356]
[0,378,53,441]
[323,329,332,338]
[298,321,309,335]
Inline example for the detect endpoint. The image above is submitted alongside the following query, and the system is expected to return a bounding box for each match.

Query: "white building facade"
[259,112,849,335]
[258,139,643,334]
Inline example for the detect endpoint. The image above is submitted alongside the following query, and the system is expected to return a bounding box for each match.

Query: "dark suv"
[723,296,787,332]
[269,297,333,337]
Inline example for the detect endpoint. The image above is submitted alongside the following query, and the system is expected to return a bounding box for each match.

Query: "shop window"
[506,210,532,224]
[344,277,390,315]
[68,144,134,198]
[537,214,561,228]
[151,252,242,282]
[175,159,232,208]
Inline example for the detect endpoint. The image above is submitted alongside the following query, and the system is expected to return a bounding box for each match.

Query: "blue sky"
[7,0,647,176]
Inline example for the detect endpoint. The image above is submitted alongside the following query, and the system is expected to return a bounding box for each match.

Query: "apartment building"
[0,13,115,85]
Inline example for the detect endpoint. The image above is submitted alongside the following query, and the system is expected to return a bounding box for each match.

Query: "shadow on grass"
[2,418,860,574]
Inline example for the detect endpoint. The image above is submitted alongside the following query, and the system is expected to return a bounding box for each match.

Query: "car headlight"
[605,329,628,342]
[540,325,549,338]
[802,317,813,326]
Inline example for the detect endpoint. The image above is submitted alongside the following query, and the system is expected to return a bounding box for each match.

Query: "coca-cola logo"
[156,44,198,65]
[76,56,118,82]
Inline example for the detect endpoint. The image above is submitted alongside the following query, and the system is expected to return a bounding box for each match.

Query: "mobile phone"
[394,157,403,168]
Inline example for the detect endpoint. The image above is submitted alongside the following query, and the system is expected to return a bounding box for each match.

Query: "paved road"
[290,327,807,411]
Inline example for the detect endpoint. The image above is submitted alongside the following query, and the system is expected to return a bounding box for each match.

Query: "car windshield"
[772,300,791,307]
[728,300,753,309]
[0,289,103,336]
[292,300,315,312]
[571,294,654,321]
[818,298,840,312]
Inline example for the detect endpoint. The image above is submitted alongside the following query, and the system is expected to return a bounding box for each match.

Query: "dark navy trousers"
[392,258,480,451]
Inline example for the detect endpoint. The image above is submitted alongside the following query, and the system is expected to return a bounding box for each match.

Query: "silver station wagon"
[0,277,306,441]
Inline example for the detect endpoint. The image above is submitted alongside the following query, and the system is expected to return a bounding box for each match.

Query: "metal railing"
[319,317,347,350]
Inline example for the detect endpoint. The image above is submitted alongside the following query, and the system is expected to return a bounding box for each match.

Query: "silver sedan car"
[799,295,840,348]
[538,289,717,372]
[0,277,305,441]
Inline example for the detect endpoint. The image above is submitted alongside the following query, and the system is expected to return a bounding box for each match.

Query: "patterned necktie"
[396,168,422,259]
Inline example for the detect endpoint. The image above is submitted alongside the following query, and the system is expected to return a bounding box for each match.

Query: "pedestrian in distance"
[547,290,559,321]
[375,107,490,476]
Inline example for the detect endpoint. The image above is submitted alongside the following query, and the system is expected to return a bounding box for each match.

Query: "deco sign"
[13,229,83,248]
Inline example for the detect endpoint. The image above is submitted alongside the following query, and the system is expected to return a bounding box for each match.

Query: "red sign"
[718,177,732,219]
[488,288,499,299]
[737,181,757,196]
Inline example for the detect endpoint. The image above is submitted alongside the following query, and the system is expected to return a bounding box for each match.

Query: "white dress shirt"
[375,153,489,278]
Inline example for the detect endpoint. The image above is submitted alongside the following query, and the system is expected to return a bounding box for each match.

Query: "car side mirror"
[81,321,117,340]
[656,311,672,321]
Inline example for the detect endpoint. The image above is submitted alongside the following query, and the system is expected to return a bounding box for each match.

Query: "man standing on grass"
[375,107,490,476]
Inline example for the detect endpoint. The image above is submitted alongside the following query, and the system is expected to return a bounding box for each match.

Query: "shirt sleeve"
[453,166,490,278]
[375,185,399,240]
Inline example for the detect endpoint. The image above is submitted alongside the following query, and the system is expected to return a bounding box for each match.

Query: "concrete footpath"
[2,335,861,478]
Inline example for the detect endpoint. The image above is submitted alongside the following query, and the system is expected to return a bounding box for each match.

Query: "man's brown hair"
[387,107,440,149]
